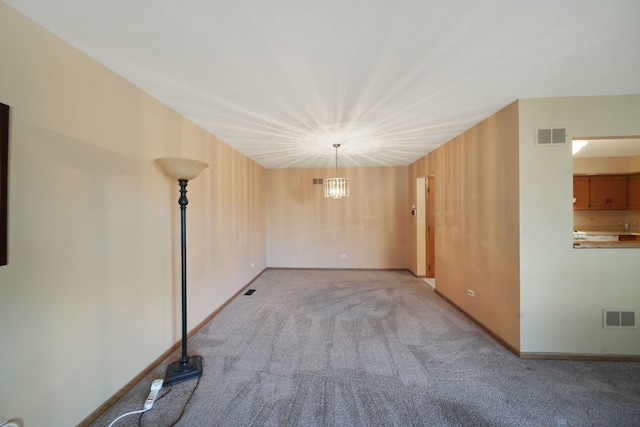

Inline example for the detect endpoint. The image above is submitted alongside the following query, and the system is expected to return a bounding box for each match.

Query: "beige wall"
[409,96,640,356]
[267,167,409,268]
[409,102,521,350]
[0,4,266,426]
[573,155,640,174]
[573,210,640,233]
[519,95,640,355]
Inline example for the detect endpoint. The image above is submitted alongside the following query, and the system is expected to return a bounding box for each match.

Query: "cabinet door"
[589,175,628,210]
[628,174,640,210]
[573,176,590,210]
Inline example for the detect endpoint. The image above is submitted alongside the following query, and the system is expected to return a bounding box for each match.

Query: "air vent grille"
[603,309,636,328]
[312,178,323,185]
[535,127,567,145]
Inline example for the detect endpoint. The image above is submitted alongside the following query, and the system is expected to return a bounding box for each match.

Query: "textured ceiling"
[6,0,640,168]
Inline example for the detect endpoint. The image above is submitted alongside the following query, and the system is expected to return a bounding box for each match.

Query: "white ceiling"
[573,138,640,158]
[6,0,640,168]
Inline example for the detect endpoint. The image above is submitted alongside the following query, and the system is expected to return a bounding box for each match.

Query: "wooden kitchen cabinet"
[589,175,628,210]
[573,176,590,210]
[628,173,640,210]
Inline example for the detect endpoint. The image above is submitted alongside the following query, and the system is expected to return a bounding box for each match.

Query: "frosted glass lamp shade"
[156,157,209,180]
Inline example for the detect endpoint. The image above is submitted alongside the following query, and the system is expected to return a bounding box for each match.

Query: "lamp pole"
[177,178,190,366]
[155,157,208,386]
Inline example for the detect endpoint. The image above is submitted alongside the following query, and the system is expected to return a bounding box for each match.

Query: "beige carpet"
[90,269,640,426]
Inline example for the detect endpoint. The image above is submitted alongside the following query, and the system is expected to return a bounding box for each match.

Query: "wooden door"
[628,174,640,210]
[573,176,590,210]
[426,176,435,278]
[589,175,627,210]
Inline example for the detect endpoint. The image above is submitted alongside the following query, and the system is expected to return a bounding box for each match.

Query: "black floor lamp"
[156,157,209,385]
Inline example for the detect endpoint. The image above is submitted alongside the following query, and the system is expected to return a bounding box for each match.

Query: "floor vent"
[312,178,323,185]
[244,289,256,296]
[535,127,567,145]
[603,309,636,328]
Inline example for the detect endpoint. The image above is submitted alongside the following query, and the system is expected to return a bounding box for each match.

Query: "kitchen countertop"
[573,230,640,248]
[574,231,640,236]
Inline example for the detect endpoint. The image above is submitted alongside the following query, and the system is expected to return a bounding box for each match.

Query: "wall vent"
[535,127,567,146]
[312,178,323,185]
[603,309,637,328]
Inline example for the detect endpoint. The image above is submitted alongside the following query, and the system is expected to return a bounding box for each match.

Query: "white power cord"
[107,379,163,427]
[107,408,149,427]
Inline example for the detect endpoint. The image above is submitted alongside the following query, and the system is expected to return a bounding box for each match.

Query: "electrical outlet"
[340,254,347,259]
[468,289,475,297]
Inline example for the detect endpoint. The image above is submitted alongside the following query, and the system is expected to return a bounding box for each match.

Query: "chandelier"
[324,143,350,199]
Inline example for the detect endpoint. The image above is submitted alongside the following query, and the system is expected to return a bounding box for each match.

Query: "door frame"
[416,177,426,276]
[426,175,435,278]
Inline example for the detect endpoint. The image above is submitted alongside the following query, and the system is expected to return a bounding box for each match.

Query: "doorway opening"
[416,176,436,280]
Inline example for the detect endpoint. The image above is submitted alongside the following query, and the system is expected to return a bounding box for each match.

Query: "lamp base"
[164,355,203,386]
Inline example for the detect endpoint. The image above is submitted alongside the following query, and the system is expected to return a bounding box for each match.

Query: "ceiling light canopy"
[324,144,350,199]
